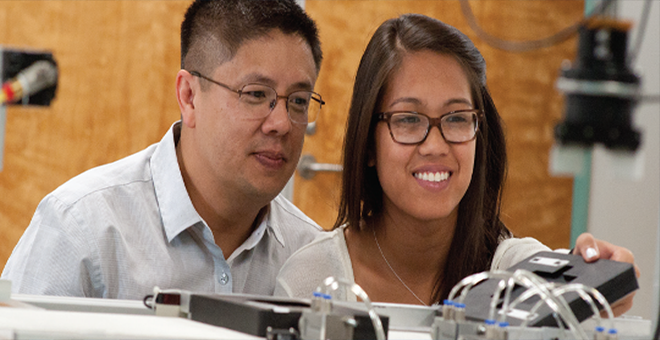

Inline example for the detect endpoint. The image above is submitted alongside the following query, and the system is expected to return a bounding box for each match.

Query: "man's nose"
[263,97,292,134]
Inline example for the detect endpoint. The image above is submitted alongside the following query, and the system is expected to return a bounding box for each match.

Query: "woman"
[275,14,636,315]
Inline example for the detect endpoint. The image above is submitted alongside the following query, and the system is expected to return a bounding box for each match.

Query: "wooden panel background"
[0,1,577,271]
[295,0,579,249]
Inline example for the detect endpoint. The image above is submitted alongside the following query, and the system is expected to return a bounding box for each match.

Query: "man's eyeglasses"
[378,110,482,145]
[189,70,324,125]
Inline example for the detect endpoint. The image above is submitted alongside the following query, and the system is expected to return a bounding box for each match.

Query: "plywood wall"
[0,1,579,271]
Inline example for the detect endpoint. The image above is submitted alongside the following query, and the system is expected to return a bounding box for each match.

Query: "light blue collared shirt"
[2,122,321,300]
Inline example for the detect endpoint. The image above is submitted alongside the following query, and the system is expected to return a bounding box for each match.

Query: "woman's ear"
[367,150,376,167]
[176,69,196,128]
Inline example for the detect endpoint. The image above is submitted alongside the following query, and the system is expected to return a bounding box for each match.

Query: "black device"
[461,251,638,327]
[555,19,641,151]
[188,293,389,339]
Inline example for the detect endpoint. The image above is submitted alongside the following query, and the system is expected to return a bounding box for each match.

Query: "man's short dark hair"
[181,0,322,74]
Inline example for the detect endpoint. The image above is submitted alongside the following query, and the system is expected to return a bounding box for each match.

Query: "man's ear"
[176,69,196,128]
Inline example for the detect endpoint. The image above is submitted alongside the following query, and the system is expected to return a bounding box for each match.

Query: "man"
[1,0,323,300]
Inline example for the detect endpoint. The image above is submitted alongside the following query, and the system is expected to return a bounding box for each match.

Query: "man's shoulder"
[267,194,323,251]
[49,144,158,206]
[269,194,322,231]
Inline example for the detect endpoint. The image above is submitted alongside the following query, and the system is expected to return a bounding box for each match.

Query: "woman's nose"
[418,125,450,155]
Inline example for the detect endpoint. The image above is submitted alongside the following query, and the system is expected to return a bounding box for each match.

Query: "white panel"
[589,0,660,320]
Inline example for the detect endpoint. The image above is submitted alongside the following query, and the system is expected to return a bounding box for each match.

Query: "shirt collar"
[151,121,204,242]
[226,203,287,263]
[265,195,287,247]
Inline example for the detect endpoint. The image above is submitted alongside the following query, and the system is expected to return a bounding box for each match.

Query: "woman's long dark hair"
[334,13,510,303]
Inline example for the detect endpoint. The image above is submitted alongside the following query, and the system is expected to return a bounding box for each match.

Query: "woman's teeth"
[414,171,449,182]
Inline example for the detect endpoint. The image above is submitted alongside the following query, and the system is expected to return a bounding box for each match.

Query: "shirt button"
[219,272,229,285]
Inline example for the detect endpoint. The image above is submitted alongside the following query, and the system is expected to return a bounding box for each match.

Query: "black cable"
[459,0,614,52]
[655,256,660,340]
[628,0,653,65]
[655,293,660,340]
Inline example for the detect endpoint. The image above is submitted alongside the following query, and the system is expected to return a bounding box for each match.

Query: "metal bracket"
[297,154,342,180]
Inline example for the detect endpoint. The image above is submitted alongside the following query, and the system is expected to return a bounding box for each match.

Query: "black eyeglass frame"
[188,70,325,124]
[378,109,483,145]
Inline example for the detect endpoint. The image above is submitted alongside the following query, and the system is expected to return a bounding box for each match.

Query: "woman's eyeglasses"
[378,110,481,145]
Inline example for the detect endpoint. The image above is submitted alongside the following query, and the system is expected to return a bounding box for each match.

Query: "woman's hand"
[572,233,640,317]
